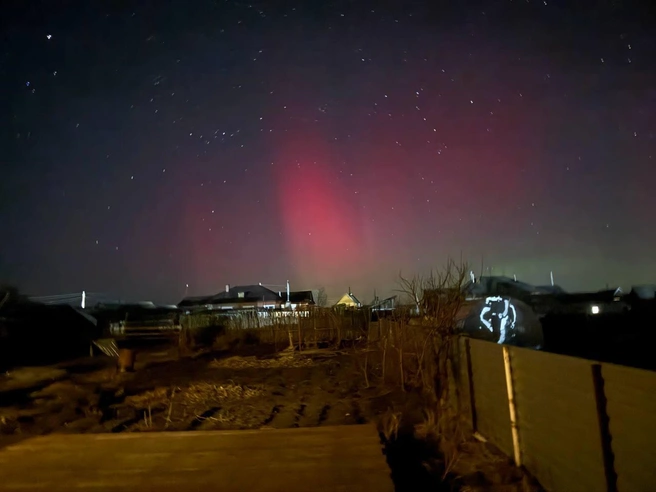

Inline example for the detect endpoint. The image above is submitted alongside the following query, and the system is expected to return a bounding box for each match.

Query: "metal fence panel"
[468,338,514,456]
[510,347,606,492]
[603,363,656,492]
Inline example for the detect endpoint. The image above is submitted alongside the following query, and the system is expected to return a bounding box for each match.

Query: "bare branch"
[315,287,328,308]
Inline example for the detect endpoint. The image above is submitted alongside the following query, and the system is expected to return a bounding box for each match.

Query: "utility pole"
[286,280,291,307]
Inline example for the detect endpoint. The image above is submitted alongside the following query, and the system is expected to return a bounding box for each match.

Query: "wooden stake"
[297,317,302,351]
[502,346,522,467]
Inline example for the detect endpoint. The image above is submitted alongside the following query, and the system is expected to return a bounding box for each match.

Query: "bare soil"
[0,344,539,491]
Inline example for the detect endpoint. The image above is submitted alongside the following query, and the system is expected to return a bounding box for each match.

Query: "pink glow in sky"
[273,125,372,288]
[5,2,656,303]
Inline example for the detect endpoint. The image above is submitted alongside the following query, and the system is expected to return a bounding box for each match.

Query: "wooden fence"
[455,337,656,492]
[181,309,369,348]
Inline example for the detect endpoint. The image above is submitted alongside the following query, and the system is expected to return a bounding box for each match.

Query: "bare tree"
[397,259,469,403]
[316,287,328,307]
[397,271,424,315]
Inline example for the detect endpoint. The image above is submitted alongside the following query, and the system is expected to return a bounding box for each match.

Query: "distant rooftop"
[179,284,315,308]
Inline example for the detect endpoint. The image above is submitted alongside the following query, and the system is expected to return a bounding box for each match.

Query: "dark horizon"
[18,269,644,307]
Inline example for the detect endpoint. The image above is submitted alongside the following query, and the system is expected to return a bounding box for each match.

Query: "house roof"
[288,290,315,304]
[370,295,396,308]
[179,285,315,307]
[209,285,281,304]
[179,285,280,307]
[463,276,552,298]
[335,292,361,306]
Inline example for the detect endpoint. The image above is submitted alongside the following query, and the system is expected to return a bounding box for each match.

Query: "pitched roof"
[463,276,545,298]
[370,295,396,308]
[179,285,316,307]
[209,285,281,303]
[335,292,361,306]
[179,285,281,307]
[288,290,315,304]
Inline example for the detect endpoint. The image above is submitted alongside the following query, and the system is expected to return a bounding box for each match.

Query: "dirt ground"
[0,343,539,491]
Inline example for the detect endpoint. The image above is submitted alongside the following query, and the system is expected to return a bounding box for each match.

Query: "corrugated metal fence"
[456,337,656,492]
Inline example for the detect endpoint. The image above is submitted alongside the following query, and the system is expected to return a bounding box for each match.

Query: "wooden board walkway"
[0,425,393,491]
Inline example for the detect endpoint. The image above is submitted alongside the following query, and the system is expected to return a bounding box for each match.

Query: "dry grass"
[208,352,314,370]
[125,382,268,431]
[180,382,265,405]
[124,387,170,408]
[378,409,402,441]
[180,309,369,352]
[125,383,265,410]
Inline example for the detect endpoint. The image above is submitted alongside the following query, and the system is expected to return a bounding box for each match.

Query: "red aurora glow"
[272,126,368,286]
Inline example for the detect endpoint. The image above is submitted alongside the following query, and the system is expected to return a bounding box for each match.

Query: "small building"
[334,290,362,309]
[368,294,397,320]
[370,295,397,313]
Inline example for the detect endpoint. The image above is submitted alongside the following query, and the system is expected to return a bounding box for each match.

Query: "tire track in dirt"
[109,406,166,433]
[292,404,306,427]
[188,406,221,430]
[290,358,343,427]
[318,398,366,426]
[265,402,307,428]
[318,404,331,424]
[294,399,331,427]
[261,405,281,426]
[350,399,368,424]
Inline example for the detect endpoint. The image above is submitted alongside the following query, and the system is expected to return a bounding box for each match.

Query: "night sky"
[2,0,655,304]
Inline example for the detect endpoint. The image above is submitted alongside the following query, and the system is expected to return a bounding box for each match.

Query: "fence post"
[297,314,302,351]
[502,346,522,467]
[464,338,478,432]
[591,363,618,492]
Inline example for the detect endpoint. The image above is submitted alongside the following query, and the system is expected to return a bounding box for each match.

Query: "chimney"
[286,280,290,305]
[225,284,230,293]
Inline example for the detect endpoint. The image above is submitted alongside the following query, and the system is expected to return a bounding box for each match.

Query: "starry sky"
[2,0,655,304]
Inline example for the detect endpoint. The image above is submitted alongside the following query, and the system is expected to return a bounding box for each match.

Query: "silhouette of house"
[179,284,314,312]
[463,276,564,301]
[288,290,315,307]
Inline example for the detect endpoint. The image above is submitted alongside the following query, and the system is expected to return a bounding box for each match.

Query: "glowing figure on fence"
[479,296,517,344]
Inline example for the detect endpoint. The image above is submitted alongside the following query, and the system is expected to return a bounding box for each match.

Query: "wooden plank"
[0,425,392,492]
